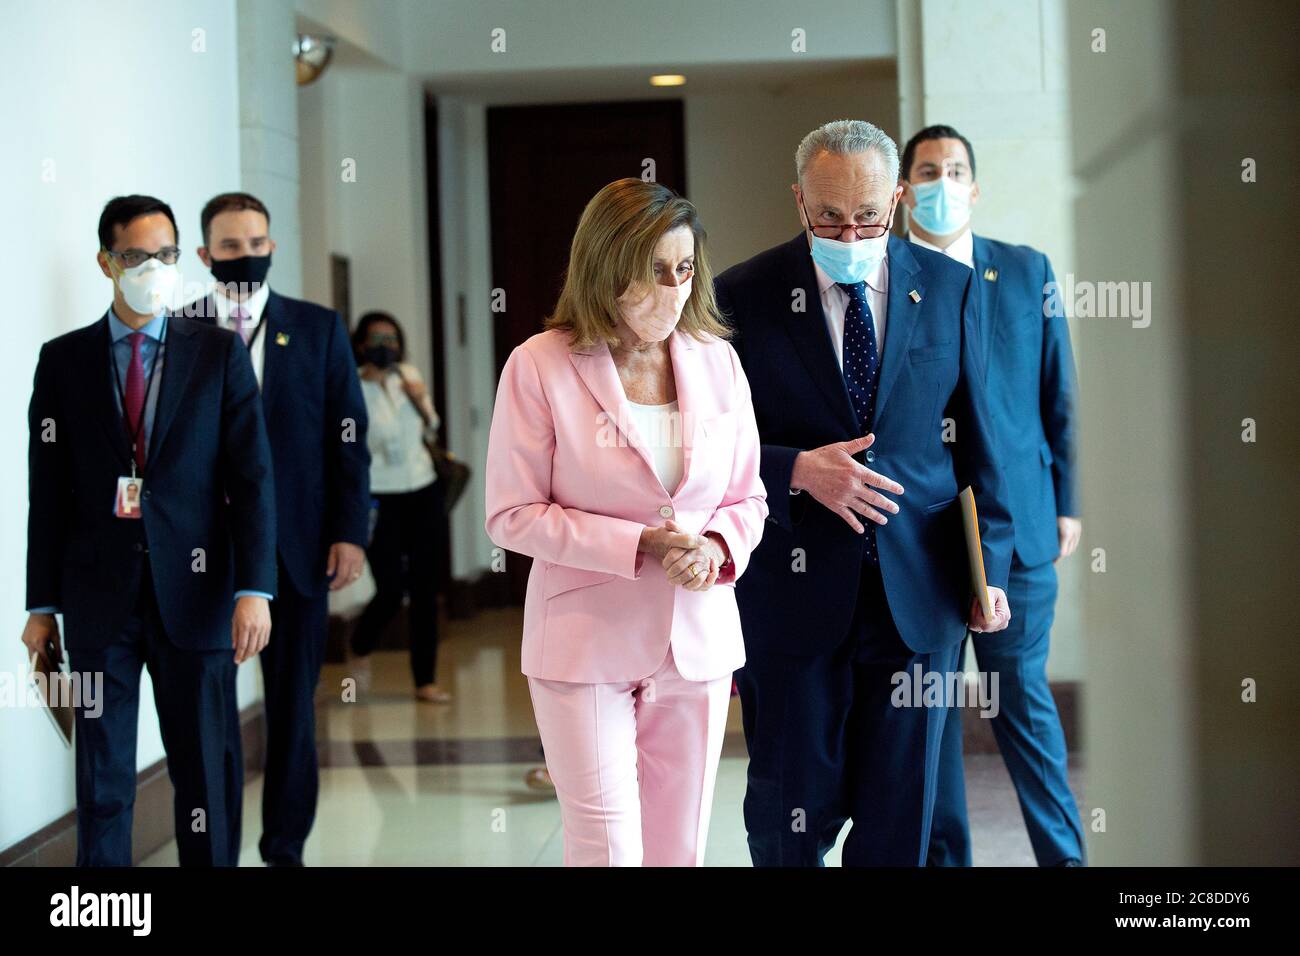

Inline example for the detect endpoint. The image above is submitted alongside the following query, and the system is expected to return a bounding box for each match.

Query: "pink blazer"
[485,328,768,683]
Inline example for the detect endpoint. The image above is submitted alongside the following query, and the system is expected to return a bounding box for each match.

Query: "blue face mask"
[809,232,888,284]
[908,177,972,236]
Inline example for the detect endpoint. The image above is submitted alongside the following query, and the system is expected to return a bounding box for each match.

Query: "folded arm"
[700,345,770,583]
[484,344,646,578]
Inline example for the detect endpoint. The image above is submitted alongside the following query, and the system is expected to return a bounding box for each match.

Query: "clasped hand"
[638,520,726,591]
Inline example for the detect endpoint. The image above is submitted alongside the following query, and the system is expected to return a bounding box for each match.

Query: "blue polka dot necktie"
[839,281,880,565]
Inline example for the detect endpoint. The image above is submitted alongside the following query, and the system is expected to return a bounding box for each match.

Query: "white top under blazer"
[624,399,685,493]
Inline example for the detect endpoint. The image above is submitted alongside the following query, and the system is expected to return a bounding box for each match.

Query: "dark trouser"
[735,564,961,867]
[351,480,444,686]
[927,557,1086,866]
[71,567,240,867]
[256,561,329,866]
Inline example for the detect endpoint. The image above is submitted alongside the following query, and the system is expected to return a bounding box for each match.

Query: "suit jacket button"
[659,505,674,518]
[133,542,144,552]
[865,449,875,463]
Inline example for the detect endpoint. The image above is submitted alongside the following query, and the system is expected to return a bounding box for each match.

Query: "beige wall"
[1068,0,1300,864]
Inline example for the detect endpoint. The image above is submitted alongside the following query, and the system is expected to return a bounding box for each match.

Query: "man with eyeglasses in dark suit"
[22,194,276,866]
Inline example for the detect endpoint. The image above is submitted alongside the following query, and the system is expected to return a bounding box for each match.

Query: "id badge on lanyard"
[115,475,143,519]
[112,331,162,520]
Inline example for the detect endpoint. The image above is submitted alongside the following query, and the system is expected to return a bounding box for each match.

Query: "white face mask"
[618,277,692,344]
[114,258,181,315]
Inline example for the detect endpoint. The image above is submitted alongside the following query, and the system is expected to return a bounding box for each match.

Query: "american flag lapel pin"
[983,267,998,282]
[908,289,921,303]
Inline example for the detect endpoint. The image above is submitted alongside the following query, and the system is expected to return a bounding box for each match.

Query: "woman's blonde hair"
[545,178,730,349]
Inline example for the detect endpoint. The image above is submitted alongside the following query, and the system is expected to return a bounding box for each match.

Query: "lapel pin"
[983,268,998,282]
[908,289,921,303]
[275,332,290,346]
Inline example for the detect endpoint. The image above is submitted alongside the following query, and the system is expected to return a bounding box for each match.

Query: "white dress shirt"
[812,253,889,370]
[625,399,685,493]
[909,227,975,269]
[788,251,891,498]
[362,362,438,494]
[213,282,271,385]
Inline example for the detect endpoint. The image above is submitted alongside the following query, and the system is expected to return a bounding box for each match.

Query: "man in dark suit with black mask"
[187,192,370,866]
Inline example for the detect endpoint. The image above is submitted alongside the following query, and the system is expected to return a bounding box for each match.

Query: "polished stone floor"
[141,607,1084,866]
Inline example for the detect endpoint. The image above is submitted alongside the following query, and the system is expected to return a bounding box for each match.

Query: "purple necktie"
[231,305,251,345]
[124,331,147,471]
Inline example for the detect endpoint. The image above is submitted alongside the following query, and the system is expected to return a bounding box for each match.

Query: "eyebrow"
[817,202,879,216]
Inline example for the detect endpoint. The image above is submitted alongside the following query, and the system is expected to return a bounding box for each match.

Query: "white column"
[236,0,303,296]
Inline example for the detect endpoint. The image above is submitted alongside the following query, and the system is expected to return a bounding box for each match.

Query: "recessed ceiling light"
[650,74,686,87]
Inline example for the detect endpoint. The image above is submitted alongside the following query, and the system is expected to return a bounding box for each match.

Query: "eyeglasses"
[800,195,897,241]
[104,246,181,268]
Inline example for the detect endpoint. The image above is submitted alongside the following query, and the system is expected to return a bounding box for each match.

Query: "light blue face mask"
[802,193,895,283]
[809,232,888,284]
[908,177,973,236]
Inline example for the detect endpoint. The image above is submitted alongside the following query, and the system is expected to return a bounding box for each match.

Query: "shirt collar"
[811,249,890,296]
[108,307,168,343]
[909,227,975,269]
[213,282,271,325]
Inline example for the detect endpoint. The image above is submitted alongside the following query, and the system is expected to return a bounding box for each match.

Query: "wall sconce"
[293,34,336,86]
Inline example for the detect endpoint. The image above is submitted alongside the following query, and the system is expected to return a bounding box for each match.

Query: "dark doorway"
[486,99,686,602]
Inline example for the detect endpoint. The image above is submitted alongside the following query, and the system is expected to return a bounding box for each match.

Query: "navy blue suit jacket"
[715,233,1014,657]
[971,235,1079,567]
[186,290,370,598]
[27,314,277,651]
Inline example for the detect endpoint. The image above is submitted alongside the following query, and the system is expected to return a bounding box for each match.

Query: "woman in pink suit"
[485,178,768,866]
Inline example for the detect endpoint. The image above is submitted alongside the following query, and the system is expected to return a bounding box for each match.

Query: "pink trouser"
[527,647,732,866]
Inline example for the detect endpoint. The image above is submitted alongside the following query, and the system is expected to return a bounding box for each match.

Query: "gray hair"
[795,120,899,184]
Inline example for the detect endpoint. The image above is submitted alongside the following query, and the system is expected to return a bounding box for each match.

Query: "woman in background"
[351,311,451,704]
[485,179,768,865]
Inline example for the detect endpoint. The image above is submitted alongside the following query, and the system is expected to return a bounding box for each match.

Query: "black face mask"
[364,345,398,369]
[210,253,272,291]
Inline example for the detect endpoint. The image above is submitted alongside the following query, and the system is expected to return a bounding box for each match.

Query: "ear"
[96,250,114,281]
[792,183,807,227]
[196,246,211,268]
[969,181,981,208]
[892,181,907,210]
[268,238,277,255]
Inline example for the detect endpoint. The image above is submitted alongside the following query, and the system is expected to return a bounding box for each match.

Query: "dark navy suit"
[27,313,276,866]
[926,235,1085,867]
[188,289,369,865]
[717,233,1013,866]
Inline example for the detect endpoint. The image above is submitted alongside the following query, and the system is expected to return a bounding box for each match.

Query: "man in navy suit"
[901,126,1085,867]
[186,192,370,866]
[716,120,1015,866]
[22,195,276,866]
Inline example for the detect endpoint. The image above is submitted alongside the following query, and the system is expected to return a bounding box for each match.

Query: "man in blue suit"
[716,120,1015,866]
[22,195,276,866]
[901,125,1085,867]
[186,192,370,866]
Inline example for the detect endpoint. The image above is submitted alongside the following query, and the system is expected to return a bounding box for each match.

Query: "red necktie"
[124,331,147,471]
